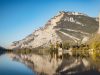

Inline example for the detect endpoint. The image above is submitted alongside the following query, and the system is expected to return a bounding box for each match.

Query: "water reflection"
[0,54,35,75]
[8,51,100,75]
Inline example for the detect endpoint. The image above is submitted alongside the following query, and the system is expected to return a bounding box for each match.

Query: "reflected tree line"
[49,34,100,61]
[0,34,100,61]
[50,42,99,56]
[11,36,100,60]
[0,46,12,55]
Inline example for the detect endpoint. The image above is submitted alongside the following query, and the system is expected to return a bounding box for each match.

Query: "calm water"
[0,54,35,75]
[0,52,100,75]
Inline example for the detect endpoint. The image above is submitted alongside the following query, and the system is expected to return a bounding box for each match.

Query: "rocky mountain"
[10,11,99,49]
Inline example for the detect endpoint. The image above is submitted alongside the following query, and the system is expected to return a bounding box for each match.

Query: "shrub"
[88,34,100,50]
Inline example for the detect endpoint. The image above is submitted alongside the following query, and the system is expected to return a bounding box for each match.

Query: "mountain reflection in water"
[8,52,100,75]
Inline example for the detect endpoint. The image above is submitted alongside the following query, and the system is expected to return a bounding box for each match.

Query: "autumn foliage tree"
[88,34,100,50]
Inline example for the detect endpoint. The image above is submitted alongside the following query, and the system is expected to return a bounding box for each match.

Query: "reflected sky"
[0,54,35,75]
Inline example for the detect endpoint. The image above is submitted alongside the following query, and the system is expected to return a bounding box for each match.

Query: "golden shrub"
[88,34,100,50]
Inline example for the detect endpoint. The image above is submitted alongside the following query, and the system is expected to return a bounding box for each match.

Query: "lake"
[0,52,100,75]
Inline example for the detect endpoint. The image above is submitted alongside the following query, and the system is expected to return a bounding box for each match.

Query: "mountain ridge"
[9,11,99,50]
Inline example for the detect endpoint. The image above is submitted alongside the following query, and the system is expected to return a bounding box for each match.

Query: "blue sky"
[0,0,100,47]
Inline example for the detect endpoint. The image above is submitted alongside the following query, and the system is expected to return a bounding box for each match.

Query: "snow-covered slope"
[10,11,99,49]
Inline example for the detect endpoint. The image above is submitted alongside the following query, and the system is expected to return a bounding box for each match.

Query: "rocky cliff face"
[10,11,99,49]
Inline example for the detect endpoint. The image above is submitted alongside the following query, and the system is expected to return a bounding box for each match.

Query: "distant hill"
[0,46,5,50]
[10,11,99,49]
[0,46,7,54]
